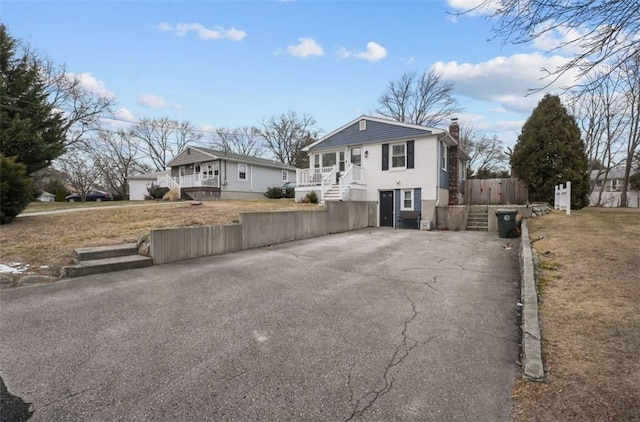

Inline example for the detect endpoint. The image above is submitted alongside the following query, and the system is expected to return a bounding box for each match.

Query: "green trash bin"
[496,209,518,238]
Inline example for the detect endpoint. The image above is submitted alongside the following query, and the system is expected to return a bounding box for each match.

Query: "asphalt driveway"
[0,228,521,421]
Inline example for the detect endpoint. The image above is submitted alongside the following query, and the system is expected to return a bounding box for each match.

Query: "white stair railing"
[321,165,337,200]
[339,165,353,200]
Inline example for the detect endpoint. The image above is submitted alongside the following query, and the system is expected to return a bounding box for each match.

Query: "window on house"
[195,164,201,173]
[392,144,406,168]
[314,154,320,169]
[401,189,414,210]
[441,142,448,171]
[596,180,603,187]
[351,147,362,166]
[339,151,345,172]
[322,152,336,168]
[238,163,247,181]
[179,166,186,177]
[359,120,366,131]
[611,179,619,190]
[282,170,288,181]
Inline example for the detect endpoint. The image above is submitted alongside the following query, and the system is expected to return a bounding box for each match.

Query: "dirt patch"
[512,207,640,421]
[1,200,322,278]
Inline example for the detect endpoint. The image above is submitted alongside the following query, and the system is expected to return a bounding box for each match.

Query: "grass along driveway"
[512,207,640,421]
[1,200,321,279]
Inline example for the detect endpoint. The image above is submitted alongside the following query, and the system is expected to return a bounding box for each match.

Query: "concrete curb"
[520,221,545,380]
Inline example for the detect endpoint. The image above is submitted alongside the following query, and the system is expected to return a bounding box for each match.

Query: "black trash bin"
[496,209,518,238]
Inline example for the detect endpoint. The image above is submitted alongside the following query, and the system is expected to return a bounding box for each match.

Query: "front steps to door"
[466,205,489,231]
[62,243,153,278]
[322,184,342,202]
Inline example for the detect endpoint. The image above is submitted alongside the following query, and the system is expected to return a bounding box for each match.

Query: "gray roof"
[127,170,170,181]
[307,116,439,152]
[590,167,633,180]
[167,146,297,170]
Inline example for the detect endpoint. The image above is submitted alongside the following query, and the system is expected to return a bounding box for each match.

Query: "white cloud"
[446,0,499,16]
[354,41,387,62]
[67,72,114,98]
[286,38,324,58]
[199,124,216,133]
[137,93,181,109]
[531,24,587,55]
[158,22,246,41]
[114,107,134,122]
[432,52,580,113]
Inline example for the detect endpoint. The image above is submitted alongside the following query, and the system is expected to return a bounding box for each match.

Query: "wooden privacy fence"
[465,178,529,205]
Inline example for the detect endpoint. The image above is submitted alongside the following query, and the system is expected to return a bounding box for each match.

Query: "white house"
[296,116,468,228]
[164,147,297,200]
[128,170,170,200]
[37,191,56,202]
[589,168,639,208]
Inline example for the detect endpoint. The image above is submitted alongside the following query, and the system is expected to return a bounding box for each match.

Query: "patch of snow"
[0,263,29,274]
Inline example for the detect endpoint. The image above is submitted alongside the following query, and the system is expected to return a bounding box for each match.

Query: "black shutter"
[407,140,414,169]
[382,144,389,171]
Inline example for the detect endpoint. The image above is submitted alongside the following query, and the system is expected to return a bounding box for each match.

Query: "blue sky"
[2,0,580,148]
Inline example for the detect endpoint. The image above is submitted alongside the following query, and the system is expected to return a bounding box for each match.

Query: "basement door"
[380,190,394,227]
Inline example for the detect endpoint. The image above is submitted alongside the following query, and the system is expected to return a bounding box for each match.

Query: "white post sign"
[554,181,571,215]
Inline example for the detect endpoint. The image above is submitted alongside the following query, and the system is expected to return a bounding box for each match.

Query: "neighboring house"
[128,170,170,200]
[589,168,639,208]
[296,115,468,228]
[165,146,297,200]
[37,191,56,202]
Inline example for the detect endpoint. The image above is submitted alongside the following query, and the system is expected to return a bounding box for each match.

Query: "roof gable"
[308,116,438,151]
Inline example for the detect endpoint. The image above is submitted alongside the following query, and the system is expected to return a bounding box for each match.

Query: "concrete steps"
[62,243,153,278]
[466,206,489,231]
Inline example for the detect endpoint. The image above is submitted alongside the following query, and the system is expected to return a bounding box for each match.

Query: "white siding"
[363,136,440,202]
[129,180,152,200]
[129,177,168,200]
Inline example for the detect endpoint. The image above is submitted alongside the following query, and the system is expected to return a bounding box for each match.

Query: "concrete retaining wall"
[151,224,243,265]
[150,201,373,265]
[436,205,467,231]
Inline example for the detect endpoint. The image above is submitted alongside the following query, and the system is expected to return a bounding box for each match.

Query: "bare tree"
[470,0,640,91]
[130,117,203,171]
[89,130,152,199]
[41,60,115,147]
[56,146,103,202]
[375,69,462,127]
[618,57,640,207]
[570,73,626,205]
[458,124,509,178]
[211,126,265,157]
[258,111,319,166]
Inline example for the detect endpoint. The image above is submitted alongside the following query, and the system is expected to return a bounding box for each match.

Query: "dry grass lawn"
[512,207,640,421]
[1,200,322,278]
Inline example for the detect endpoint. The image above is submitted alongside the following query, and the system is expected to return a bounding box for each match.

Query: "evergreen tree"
[0,155,34,224]
[511,94,590,208]
[0,24,65,175]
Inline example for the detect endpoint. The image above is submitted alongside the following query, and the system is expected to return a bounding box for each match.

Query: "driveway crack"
[345,289,436,421]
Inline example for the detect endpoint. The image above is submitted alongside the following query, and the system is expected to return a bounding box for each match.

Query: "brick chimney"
[449,118,460,141]
[448,118,460,205]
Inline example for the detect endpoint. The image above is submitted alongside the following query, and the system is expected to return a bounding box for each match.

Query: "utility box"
[496,209,518,238]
